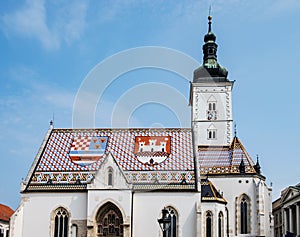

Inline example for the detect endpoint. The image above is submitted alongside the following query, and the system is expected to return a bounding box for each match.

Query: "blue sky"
[1,0,300,209]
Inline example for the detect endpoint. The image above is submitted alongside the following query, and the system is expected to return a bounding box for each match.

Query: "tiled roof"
[198,136,256,175]
[25,128,195,190]
[201,179,226,204]
[24,128,259,191]
[0,204,14,222]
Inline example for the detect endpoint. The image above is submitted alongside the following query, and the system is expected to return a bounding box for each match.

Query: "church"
[9,16,273,237]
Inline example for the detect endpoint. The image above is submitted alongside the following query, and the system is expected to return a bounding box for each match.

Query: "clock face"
[207,110,217,120]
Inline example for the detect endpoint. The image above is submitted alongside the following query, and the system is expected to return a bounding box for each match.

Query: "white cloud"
[1,0,88,50]
[52,1,88,45]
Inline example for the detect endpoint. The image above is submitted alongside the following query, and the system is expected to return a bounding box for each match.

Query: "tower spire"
[254,154,261,174]
[208,5,212,33]
[193,14,228,81]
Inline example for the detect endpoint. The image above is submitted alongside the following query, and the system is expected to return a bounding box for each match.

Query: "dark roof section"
[201,179,227,204]
[193,15,230,83]
[0,204,14,222]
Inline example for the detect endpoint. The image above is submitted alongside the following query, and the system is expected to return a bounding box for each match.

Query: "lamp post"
[158,208,171,237]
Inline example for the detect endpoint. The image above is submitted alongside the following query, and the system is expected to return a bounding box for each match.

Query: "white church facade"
[9,16,273,237]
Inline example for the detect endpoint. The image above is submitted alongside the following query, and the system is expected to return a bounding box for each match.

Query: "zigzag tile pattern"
[30,128,194,186]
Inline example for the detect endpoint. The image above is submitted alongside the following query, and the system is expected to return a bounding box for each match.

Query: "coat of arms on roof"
[134,136,171,165]
[69,136,108,166]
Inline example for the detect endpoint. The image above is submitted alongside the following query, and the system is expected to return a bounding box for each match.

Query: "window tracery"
[53,207,69,237]
[96,202,123,237]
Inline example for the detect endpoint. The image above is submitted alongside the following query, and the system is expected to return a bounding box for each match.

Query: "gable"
[88,153,131,190]
[282,187,300,203]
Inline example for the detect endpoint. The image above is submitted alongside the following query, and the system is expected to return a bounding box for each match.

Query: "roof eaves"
[25,184,87,192]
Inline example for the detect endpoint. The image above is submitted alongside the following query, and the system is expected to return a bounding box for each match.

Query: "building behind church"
[0,204,14,237]
[9,16,273,237]
[272,183,300,237]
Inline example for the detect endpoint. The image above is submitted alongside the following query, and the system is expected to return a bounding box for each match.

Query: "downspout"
[190,82,200,192]
[131,191,134,237]
[190,81,202,236]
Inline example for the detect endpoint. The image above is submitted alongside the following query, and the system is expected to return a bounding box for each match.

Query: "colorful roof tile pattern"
[198,136,256,175]
[26,128,195,190]
[25,128,259,191]
[0,204,14,222]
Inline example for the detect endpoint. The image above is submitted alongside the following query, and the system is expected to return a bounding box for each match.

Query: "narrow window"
[207,130,217,140]
[170,209,177,237]
[108,168,113,186]
[212,131,216,139]
[53,207,69,237]
[218,212,224,237]
[241,198,248,233]
[206,211,212,237]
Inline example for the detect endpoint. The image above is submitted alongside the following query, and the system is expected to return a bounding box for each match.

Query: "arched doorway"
[96,202,123,237]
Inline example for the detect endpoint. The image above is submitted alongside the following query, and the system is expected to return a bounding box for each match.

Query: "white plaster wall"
[197,121,232,145]
[132,192,200,237]
[263,182,273,237]
[209,176,255,236]
[15,192,87,237]
[193,91,232,121]
[201,202,227,237]
[9,203,24,237]
[87,190,132,226]
[210,176,272,237]
[192,84,233,146]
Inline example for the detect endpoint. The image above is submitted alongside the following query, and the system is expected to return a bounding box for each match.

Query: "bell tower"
[191,16,234,146]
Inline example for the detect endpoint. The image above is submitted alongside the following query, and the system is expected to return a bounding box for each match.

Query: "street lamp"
[158,208,171,237]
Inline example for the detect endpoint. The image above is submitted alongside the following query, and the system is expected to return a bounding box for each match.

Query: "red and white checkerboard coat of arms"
[69,136,108,166]
[134,136,171,165]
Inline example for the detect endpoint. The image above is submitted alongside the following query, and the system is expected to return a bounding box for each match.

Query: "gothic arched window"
[206,211,213,237]
[108,167,113,186]
[237,194,251,234]
[96,202,123,237]
[159,207,178,237]
[218,212,224,237]
[53,207,69,237]
[241,198,248,233]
